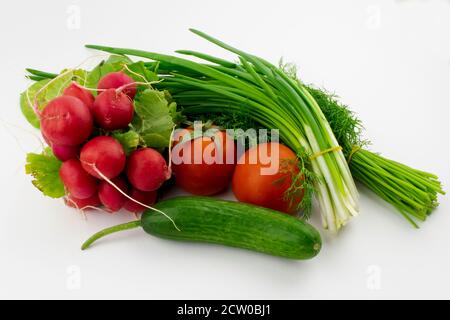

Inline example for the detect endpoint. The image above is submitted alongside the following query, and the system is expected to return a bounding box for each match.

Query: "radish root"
[123,64,149,84]
[84,162,180,231]
[33,68,75,116]
[64,196,88,220]
[69,80,107,93]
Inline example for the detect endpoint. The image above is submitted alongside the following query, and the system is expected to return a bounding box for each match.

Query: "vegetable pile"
[20,29,444,259]
[83,29,444,228]
[23,56,180,216]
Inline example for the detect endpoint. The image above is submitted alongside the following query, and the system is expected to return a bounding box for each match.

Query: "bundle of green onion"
[304,87,444,227]
[27,29,444,229]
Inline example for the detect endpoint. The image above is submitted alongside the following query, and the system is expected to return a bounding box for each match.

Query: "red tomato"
[172,130,236,196]
[232,142,304,215]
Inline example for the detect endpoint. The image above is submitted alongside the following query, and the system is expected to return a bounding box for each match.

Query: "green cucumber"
[82,196,322,260]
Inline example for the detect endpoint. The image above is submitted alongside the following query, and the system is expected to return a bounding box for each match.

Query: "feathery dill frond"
[305,85,366,155]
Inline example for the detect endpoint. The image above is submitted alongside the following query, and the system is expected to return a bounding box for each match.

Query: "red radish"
[63,82,95,111]
[93,89,134,130]
[127,148,171,192]
[65,193,101,210]
[52,144,79,161]
[97,71,137,99]
[98,177,128,212]
[60,159,98,199]
[42,131,79,161]
[124,188,157,213]
[80,136,126,180]
[41,96,93,146]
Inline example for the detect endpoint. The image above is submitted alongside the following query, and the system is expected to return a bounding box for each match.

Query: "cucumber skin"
[141,196,322,260]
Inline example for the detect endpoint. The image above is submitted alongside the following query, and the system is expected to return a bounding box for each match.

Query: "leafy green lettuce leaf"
[20,80,49,129]
[132,89,175,149]
[25,148,65,198]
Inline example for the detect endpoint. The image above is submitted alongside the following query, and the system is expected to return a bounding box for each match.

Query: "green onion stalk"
[85,30,360,232]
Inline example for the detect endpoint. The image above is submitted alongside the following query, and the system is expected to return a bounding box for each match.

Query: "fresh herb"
[304,85,365,155]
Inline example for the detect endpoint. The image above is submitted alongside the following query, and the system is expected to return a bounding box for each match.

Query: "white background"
[0,0,449,300]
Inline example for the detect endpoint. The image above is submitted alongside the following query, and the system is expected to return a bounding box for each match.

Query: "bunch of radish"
[40,72,171,213]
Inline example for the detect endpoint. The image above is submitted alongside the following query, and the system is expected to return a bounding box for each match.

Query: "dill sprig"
[278,61,365,154]
[305,86,366,155]
[286,148,319,220]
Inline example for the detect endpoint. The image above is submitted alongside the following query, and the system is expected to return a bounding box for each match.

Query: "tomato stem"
[81,220,142,250]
